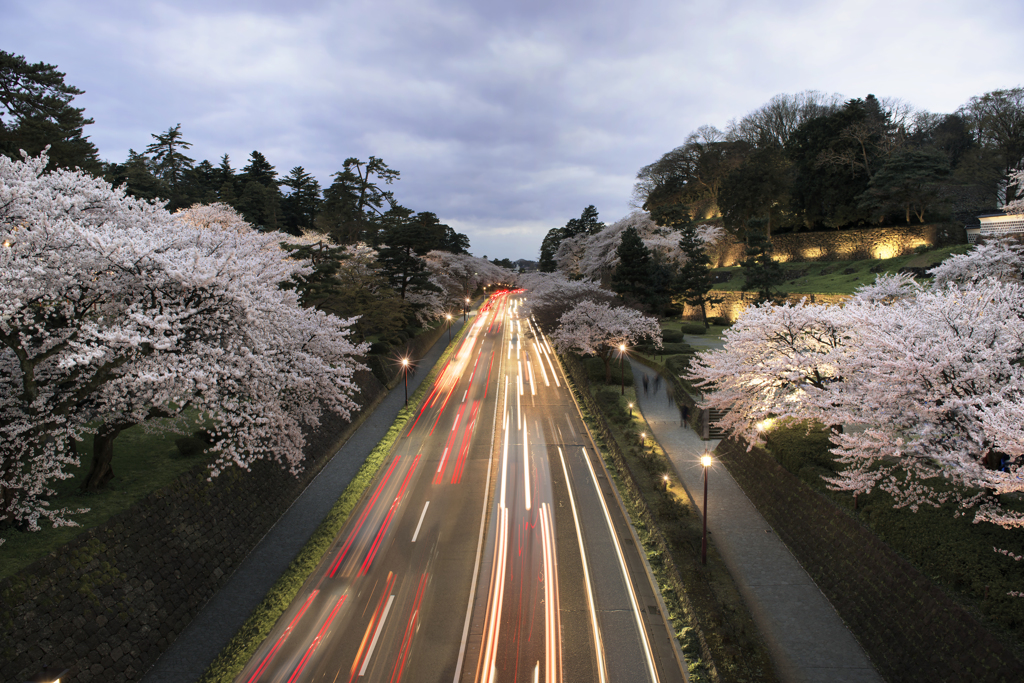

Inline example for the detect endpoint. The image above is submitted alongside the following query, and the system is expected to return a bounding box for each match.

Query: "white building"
[966,213,1024,244]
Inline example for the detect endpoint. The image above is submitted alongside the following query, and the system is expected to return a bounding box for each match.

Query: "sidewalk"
[628,357,882,683]
[142,316,468,683]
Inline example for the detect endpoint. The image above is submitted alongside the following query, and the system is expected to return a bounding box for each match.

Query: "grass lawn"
[708,244,971,295]
[0,416,211,580]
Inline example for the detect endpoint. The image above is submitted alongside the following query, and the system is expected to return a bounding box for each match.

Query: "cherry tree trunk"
[83,421,132,492]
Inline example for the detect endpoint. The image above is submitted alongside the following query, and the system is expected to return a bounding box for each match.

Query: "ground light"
[701,452,712,566]
[25,667,68,683]
[628,402,633,417]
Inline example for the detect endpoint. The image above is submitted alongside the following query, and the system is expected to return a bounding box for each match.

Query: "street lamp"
[640,431,646,447]
[701,452,712,566]
[464,297,470,321]
[619,343,627,395]
[401,357,410,405]
[628,402,633,417]
[446,313,453,342]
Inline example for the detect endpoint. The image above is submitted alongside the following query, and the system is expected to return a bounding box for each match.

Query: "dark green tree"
[104,149,168,203]
[958,88,1024,204]
[280,166,322,235]
[564,204,604,238]
[858,148,950,223]
[675,223,724,328]
[315,156,399,244]
[0,50,101,173]
[611,225,670,312]
[144,124,194,205]
[376,206,438,300]
[538,227,561,272]
[740,232,784,304]
[720,146,792,238]
[237,151,281,230]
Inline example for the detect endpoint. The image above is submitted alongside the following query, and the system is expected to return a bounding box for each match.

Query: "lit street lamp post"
[701,452,712,565]
[401,357,410,405]
[464,297,470,321]
[446,313,452,343]
[619,343,626,395]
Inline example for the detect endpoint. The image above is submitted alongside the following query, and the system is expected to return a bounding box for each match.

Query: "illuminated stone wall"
[706,223,965,268]
[680,291,853,323]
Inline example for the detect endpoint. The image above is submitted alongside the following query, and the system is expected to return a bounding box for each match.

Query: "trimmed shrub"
[174,436,209,458]
[662,329,685,344]
[680,323,707,335]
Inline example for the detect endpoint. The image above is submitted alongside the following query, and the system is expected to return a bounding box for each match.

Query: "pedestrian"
[681,403,689,428]
[642,373,649,396]
[654,374,661,393]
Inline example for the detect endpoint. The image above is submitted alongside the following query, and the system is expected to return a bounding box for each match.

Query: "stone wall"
[679,290,852,323]
[0,324,449,683]
[707,223,966,268]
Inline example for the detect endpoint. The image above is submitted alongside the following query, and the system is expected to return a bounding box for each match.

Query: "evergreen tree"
[104,149,167,203]
[0,50,101,173]
[238,151,281,230]
[241,150,279,187]
[611,225,670,312]
[740,232,784,304]
[376,205,437,300]
[281,165,322,236]
[538,227,561,272]
[675,223,724,328]
[144,123,194,196]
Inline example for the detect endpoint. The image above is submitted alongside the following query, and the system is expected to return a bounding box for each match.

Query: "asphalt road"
[236,292,686,683]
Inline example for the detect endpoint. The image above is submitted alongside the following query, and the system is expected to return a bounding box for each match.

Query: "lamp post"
[628,402,633,418]
[619,343,626,395]
[401,357,410,405]
[464,297,470,321]
[701,452,712,566]
[446,313,453,342]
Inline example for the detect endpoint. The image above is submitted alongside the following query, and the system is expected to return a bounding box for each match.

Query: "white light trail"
[523,422,531,511]
[527,359,536,396]
[557,447,606,683]
[580,447,659,683]
[360,594,395,676]
[532,342,550,386]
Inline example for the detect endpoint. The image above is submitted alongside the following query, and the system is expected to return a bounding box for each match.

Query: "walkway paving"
[142,316,468,683]
[629,357,883,683]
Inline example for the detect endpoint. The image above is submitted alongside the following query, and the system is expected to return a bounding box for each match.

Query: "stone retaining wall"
[0,323,449,683]
[707,223,965,268]
[679,290,852,323]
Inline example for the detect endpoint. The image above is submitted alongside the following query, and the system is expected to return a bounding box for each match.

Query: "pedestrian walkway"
[628,357,882,683]
[142,316,469,683]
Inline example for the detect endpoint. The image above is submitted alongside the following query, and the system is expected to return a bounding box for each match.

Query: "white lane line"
[412,501,430,542]
[360,594,395,676]
[523,422,531,511]
[558,447,607,683]
[580,446,659,683]
[532,342,550,386]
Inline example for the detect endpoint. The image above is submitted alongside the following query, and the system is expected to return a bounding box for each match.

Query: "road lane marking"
[412,501,430,542]
[360,594,395,676]
[558,447,607,683]
[580,447,659,683]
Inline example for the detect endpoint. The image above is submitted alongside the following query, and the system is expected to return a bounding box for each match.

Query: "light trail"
[327,457,401,578]
[557,447,607,683]
[359,594,395,676]
[580,448,660,683]
[526,358,536,396]
[479,507,510,683]
[523,422,531,511]
[246,590,320,683]
[540,502,560,682]
[532,342,550,386]
[286,593,346,683]
[361,454,421,576]
[390,573,428,683]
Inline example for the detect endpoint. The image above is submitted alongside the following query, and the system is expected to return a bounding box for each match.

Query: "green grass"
[197,321,470,683]
[0,414,211,579]
[708,244,971,295]
[765,420,1024,649]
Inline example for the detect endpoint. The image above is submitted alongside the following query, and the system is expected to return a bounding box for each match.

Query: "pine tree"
[0,51,101,173]
[740,232,784,304]
[281,166,322,235]
[675,223,724,328]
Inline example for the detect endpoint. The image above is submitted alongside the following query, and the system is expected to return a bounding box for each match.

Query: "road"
[235,291,685,683]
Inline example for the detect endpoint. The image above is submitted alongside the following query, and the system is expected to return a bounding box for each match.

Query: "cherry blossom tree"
[519,272,615,331]
[823,280,1024,526]
[549,301,662,382]
[689,300,847,445]
[1,152,368,536]
[928,239,1024,287]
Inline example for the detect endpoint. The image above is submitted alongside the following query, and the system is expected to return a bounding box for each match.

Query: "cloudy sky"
[6,0,1024,259]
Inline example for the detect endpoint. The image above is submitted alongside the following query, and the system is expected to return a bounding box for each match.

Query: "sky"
[6,0,1024,260]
